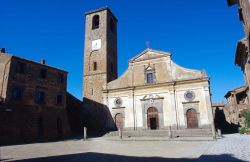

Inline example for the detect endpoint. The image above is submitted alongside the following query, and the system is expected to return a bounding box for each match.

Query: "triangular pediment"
[129,48,171,63]
[145,65,153,71]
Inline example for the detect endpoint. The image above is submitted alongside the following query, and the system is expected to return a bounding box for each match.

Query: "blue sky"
[0,0,244,102]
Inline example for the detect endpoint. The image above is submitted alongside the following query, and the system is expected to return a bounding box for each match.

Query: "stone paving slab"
[197,134,250,162]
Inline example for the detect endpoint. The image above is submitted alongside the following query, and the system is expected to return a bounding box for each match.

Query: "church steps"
[105,129,213,137]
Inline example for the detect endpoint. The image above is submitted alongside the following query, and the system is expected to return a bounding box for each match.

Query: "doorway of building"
[115,113,123,130]
[38,117,44,140]
[186,109,198,128]
[147,107,159,130]
[57,118,63,139]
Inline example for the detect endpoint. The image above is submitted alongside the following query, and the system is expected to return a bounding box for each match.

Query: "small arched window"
[146,73,154,83]
[92,15,99,29]
[110,18,115,33]
[93,62,97,71]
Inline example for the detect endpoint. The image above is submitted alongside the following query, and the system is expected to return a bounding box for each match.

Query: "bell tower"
[83,7,118,104]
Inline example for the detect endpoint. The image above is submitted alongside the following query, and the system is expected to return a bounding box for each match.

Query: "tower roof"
[84,6,118,21]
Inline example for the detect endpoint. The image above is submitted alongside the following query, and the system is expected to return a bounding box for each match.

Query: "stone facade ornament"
[184,91,195,101]
[114,97,122,107]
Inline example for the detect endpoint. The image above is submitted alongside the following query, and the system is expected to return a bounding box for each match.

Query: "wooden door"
[147,107,159,129]
[115,113,123,129]
[187,109,198,128]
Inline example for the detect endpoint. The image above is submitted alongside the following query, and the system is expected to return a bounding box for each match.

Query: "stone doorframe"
[141,94,164,129]
[111,107,125,130]
[182,102,200,129]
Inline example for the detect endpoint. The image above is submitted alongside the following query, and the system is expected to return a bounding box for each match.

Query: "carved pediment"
[129,49,171,63]
[141,94,164,101]
[144,63,155,71]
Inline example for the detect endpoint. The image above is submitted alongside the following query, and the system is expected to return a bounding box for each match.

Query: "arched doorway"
[115,113,123,129]
[57,118,63,139]
[38,117,44,139]
[186,109,198,128]
[147,107,159,130]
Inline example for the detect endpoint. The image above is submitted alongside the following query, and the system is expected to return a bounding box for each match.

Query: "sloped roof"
[1,52,68,73]
[224,85,248,98]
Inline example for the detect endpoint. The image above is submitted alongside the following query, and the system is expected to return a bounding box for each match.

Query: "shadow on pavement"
[5,152,244,162]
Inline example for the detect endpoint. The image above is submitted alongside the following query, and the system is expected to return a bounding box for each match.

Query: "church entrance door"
[147,107,159,130]
[186,109,198,128]
[115,113,123,129]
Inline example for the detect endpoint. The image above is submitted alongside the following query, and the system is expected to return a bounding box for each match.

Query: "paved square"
[0,134,249,162]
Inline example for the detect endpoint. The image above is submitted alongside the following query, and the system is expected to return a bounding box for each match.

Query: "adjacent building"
[226,0,250,127]
[228,0,250,87]
[224,86,249,127]
[0,49,70,144]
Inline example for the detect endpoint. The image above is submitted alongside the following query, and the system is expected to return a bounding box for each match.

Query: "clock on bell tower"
[83,7,118,104]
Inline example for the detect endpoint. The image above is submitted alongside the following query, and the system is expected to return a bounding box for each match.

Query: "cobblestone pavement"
[198,134,250,162]
[0,134,249,162]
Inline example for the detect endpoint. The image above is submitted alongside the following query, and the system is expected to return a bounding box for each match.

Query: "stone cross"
[146,41,150,49]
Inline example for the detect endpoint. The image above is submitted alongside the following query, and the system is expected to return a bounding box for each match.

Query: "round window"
[184,91,195,101]
[114,97,122,107]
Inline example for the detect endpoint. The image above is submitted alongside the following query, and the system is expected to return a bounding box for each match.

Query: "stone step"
[105,129,213,137]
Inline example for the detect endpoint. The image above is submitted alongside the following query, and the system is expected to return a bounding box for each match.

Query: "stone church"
[83,7,214,132]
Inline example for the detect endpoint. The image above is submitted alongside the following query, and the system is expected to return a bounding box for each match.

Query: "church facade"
[83,7,213,131]
[103,49,213,130]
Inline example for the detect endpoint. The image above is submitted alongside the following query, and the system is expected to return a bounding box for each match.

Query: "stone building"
[227,0,250,101]
[224,86,249,127]
[212,102,239,133]
[226,0,250,128]
[0,49,70,144]
[82,7,214,133]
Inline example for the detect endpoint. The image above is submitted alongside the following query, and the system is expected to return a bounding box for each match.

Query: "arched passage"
[38,117,44,139]
[115,113,123,129]
[186,109,198,128]
[147,107,159,129]
[57,118,63,139]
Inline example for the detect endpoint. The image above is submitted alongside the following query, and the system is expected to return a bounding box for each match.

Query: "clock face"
[92,39,101,51]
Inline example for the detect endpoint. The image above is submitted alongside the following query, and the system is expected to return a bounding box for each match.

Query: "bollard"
[118,128,122,139]
[83,127,87,141]
[218,129,222,137]
[211,122,216,139]
[168,126,172,138]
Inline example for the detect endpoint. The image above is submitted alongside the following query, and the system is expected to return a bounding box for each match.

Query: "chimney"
[41,58,46,64]
[0,48,6,53]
